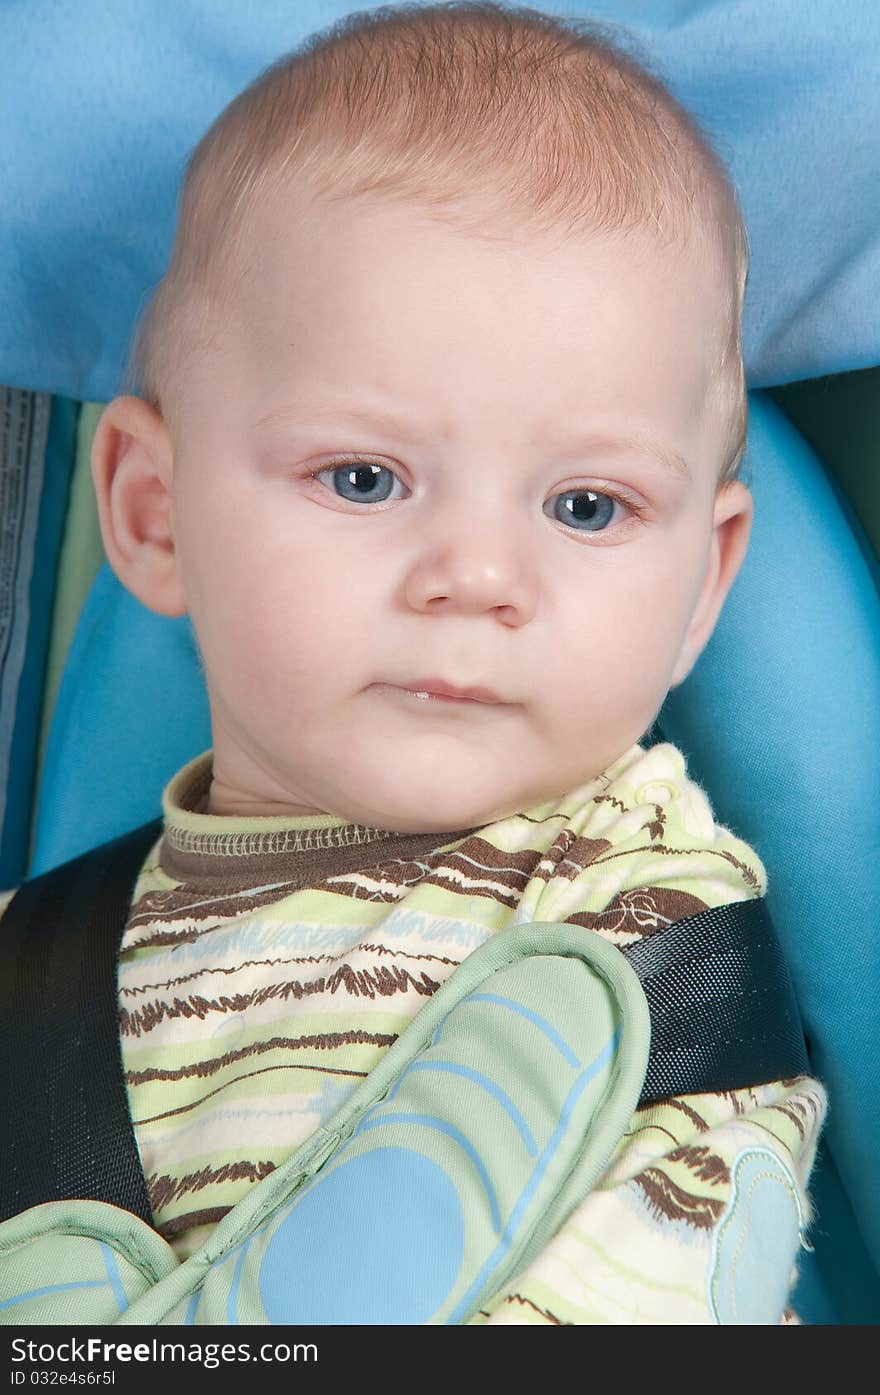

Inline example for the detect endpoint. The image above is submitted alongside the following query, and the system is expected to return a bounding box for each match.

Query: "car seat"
[1,0,877,1326]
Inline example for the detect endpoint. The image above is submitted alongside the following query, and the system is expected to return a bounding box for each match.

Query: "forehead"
[214,189,726,460]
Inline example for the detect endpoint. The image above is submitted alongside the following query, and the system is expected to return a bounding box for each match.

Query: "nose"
[403,521,539,627]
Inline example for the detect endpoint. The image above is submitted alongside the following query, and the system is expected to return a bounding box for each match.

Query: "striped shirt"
[116,739,825,1322]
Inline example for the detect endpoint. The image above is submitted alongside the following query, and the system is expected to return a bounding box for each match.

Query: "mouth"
[375,678,507,705]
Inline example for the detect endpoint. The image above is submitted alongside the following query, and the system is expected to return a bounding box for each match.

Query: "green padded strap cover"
[0,924,648,1327]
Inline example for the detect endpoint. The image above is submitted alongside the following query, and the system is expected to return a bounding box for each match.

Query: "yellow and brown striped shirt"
[115,739,825,1322]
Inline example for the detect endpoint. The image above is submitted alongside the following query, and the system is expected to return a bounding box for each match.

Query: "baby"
[77,1,823,1322]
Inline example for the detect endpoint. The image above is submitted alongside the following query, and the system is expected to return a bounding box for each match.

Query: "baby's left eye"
[545,489,622,532]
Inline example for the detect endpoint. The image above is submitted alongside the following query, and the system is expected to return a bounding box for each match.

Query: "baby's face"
[168,191,749,828]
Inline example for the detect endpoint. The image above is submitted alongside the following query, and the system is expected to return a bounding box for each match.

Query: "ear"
[670,480,753,687]
[90,394,186,617]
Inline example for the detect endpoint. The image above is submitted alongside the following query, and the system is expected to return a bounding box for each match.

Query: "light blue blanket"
[1,0,879,400]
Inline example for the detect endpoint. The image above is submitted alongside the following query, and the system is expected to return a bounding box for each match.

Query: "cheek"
[551,548,703,700]
[181,514,381,699]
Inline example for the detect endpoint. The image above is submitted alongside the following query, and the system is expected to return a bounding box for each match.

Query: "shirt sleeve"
[471,1074,827,1325]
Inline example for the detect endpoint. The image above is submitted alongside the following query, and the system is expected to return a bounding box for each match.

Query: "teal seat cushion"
[30,565,211,866]
[660,393,880,1325]
[30,390,880,1324]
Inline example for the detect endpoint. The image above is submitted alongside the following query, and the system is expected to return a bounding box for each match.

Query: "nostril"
[492,602,526,627]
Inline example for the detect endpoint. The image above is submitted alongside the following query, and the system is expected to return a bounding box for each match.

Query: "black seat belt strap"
[623,896,810,1104]
[0,819,163,1224]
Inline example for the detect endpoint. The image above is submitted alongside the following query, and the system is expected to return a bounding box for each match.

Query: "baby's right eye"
[314,460,408,505]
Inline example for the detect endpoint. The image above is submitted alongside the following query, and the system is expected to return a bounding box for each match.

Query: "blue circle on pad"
[259,1147,464,1324]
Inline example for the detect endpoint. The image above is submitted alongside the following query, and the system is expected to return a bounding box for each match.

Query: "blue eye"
[547,489,618,532]
[317,461,402,503]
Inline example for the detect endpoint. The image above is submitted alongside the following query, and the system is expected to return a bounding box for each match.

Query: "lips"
[383,678,505,704]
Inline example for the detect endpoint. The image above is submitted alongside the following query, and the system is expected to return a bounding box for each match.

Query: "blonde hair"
[128,1,749,479]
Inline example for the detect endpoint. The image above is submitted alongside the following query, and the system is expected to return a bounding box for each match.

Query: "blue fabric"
[660,392,880,1326]
[1,1,879,402]
[791,1143,880,1327]
[29,390,880,1323]
[258,1149,465,1324]
[29,567,211,874]
[708,1150,804,1326]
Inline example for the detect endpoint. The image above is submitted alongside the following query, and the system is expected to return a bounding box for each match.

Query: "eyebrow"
[575,432,691,479]
[253,403,691,478]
